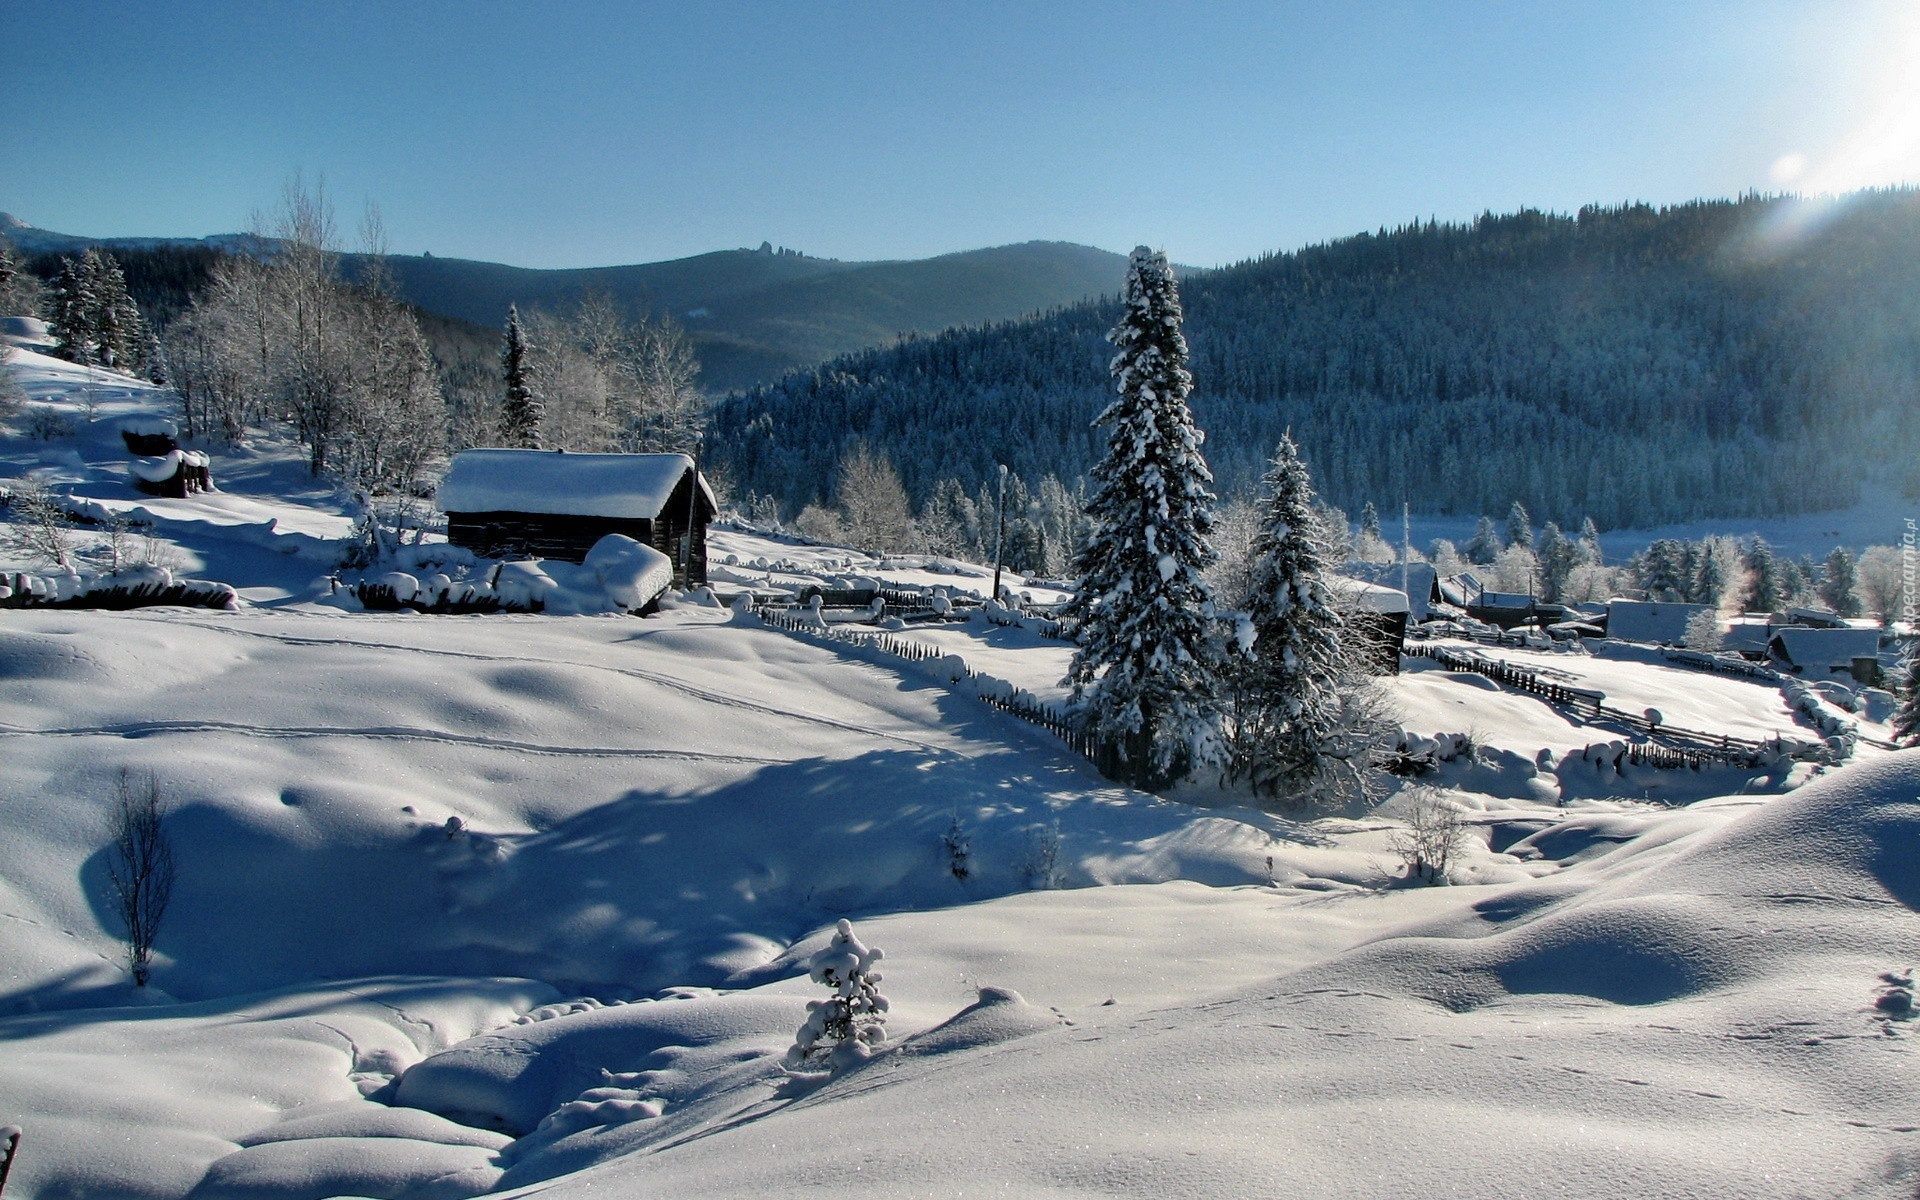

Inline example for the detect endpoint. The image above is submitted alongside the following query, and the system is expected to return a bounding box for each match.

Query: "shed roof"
[1769,626,1882,669]
[1606,599,1711,645]
[1332,577,1411,615]
[437,450,716,520]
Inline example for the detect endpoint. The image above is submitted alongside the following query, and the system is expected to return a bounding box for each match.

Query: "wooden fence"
[1410,642,1778,764]
[756,604,1126,778]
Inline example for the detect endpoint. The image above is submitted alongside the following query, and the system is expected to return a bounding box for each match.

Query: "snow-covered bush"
[1021,821,1063,889]
[784,919,889,1075]
[23,404,75,441]
[1387,788,1468,885]
[1682,608,1725,652]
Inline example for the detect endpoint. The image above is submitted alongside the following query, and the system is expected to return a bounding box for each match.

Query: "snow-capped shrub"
[1387,787,1468,885]
[24,404,75,441]
[784,919,889,1075]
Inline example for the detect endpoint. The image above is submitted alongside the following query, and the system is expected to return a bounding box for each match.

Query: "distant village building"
[437,449,716,586]
[1767,626,1883,682]
[1605,599,1712,646]
[1340,561,1438,622]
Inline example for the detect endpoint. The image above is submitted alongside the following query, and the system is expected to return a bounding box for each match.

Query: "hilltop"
[1,215,1128,391]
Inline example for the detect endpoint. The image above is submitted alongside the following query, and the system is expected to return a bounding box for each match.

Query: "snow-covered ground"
[4,347,1920,1199]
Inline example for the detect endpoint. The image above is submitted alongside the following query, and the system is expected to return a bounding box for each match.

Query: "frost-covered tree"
[1578,517,1603,567]
[835,442,920,554]
[1742,537,1784,613]
[1638,539,1688,601]
[1359,501,1381,542]
[1690,537,1730,607]
[1893,648,1920,748]
[1224,433,1365,805]
[499,304,542,448]
[3,476,76,567]
[1464,516,1502,566]
[1537,521,1575,603]
[1683,606,1725,651]
[1505,501,1533,550]
[45,256,97,367]
[1065,247,1221,789]
[1820,547,1863,617]
[784,919,888,1074]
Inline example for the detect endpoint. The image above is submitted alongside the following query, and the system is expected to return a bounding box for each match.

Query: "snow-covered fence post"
[784,919,889,1075]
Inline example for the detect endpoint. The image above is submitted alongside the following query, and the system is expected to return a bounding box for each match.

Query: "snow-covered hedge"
[0,566,237,611]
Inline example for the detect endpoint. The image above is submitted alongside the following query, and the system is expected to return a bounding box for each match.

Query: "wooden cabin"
[437,449,717,586]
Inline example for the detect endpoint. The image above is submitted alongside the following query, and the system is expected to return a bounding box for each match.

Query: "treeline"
[708,190,1920,530]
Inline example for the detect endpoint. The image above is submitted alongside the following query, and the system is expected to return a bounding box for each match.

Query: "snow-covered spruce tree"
[1464,516,1502,566]
[1224,434,1376,807]
[1537,522,1575,603]
[46,256,97,366]
[1893,647,1920,748]
[1505,501,1533,550]
[1065,246,1222,789]
[1742,537,1784,613]
[500,305,543,448]
[1821,547,1862,617]
[783,919,888,1074]
[86,250,151,375]
[1691,537,1729,607]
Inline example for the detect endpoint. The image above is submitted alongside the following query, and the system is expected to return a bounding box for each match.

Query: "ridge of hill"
[708,190,1920,530]
[0,215,1129,392]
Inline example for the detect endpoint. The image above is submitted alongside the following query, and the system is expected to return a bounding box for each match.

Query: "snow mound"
[394,993,797,1135]
[896,985,1069,1057]
[1303,751,1920,1011]
[582,533,672,611]
[187,1136,502,1200]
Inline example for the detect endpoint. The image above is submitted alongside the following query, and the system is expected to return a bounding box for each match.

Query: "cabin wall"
[447,512,656,564]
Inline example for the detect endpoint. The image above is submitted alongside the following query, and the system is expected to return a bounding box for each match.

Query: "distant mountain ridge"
[0,215,1130,391]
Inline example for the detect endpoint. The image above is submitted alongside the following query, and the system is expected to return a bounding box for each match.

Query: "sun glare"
[1797,2,1920,195]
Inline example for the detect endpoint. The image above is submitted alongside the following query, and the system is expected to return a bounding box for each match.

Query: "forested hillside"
[708,191,1920,529]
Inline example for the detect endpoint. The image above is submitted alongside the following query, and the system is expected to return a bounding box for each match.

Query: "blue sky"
[5,0,1917,268]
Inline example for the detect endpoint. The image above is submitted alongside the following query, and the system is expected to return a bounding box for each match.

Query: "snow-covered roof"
[436,449,716,520]
[1606,599,1711,645]
[1339,561,1435,620]
[1769,626,1882,669]
[1332,577,1410,615]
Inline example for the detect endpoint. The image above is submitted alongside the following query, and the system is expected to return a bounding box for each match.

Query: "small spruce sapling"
[784,919,889,1074]
[941,814,971,880]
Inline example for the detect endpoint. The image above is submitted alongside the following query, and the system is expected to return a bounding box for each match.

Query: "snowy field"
[3,348,1920,1198]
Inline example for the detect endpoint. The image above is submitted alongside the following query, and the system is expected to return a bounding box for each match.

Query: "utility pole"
[989,463,1009,604]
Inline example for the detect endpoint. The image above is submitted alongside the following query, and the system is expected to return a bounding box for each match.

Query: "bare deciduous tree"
[3,476,76,568]
[106,769,176,987]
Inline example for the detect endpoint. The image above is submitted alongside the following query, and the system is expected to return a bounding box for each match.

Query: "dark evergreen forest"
[707,191,1920,529]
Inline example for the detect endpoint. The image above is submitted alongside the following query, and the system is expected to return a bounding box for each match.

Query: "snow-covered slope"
[3,343,1917,1200]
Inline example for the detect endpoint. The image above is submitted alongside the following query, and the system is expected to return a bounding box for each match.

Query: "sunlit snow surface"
[3,345,1918,1199]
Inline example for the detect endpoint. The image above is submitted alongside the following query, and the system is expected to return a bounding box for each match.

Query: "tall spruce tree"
[1894,647,1920,748]
[1742,537,1784,613]
[1465,516,1502,565]
[499,305,543,448]
[1820,546,1862,617]
[1692,538,1728,607]
[46,256,96,366]
[1537,521,1575,603]
[1226,433,1356,802]
[1066,247,1221,788]
[1505,501,1533,549]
